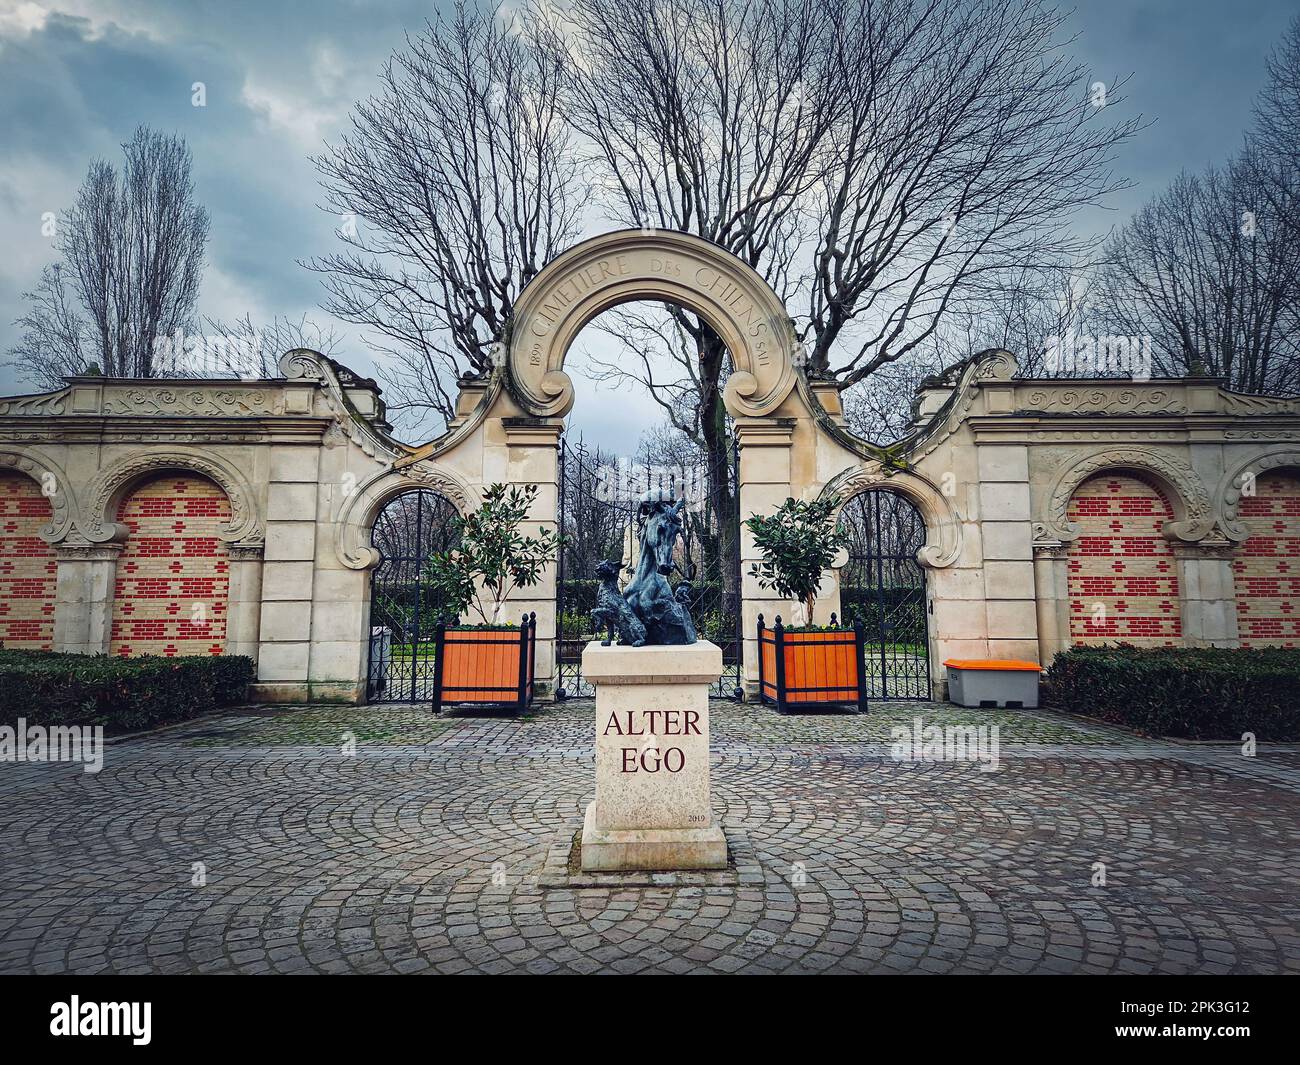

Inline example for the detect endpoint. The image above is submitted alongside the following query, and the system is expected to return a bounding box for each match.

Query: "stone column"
[52,541,122,655]
[253,447,320,702]
[1173,541,1240,647]
[224,543,264,660]
[736,419,795,695]
[1032,540,1071,665]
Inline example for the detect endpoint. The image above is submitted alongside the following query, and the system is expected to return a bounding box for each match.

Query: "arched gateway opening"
[366,489,460,701]
[838,489,932,699]
[505,231,801,700]
[371,230,807,702]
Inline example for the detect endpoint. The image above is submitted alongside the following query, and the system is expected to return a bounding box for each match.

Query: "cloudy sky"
[0,0,1296,450]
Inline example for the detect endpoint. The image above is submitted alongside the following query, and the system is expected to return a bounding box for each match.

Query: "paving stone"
[0,697,1296,973]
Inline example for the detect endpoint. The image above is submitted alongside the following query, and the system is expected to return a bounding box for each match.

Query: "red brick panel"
[1067,475,1182,647]
[0,474,57,650]
[1232,472,1300,648]
[110,476,231,657]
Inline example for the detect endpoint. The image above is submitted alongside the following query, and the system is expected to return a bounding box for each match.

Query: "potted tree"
[745,496,865,713]
[423,483,561,712]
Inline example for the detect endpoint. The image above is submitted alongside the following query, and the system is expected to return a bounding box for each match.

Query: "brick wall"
[1066,474,1182,647]
[0,474,57,650]
[109,475,231,657]
[1232,471,1300,648]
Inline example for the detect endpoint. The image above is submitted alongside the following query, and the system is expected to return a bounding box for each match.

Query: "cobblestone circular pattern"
[1,701,1297,974]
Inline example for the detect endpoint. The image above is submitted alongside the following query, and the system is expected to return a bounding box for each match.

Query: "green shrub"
[0,650,254,733]
[1044,644,1300,740]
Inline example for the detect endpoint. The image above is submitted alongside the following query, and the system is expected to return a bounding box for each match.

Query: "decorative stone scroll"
[0,447,77,543]
[1219,449,1300,542]
[1038,447,1215,544]
[820,465,962,569]
[82,449,264,545]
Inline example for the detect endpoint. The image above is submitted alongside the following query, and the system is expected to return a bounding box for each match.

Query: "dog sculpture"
[591,559,647,647]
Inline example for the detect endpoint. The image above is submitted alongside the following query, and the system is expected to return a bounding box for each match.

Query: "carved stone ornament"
[1219,449,1300,542]
[820,464,962,568]
[82,450,263,544]
[0,389,69,417]
[1021,386,1188,416]
[508,230,797,420]
[0,447,77,542]
[101,387,286,417]
[1039,447,1215,543]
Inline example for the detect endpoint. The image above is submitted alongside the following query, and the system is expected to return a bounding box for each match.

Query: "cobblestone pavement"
[1,699,1298,974]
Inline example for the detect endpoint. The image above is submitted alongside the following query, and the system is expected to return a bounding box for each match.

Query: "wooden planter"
[757,614,867,714]
[432,613,536,713]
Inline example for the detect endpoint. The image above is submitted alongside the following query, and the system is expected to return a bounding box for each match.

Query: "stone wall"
[805,352,1300,693]
[3,229,1297,706]
[1,341,1298,704]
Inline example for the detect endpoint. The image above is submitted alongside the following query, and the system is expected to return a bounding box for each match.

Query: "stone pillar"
[306,449,373,703]
[225,543,264,660]
[253,447,320,702]
[52,541,122,655]
[1173,541,1239,647]
[503,420,561,694]
[976,444,1040,662]
[737,418,795,694]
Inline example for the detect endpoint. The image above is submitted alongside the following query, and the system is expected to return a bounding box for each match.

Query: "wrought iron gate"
[366,489,460,702]
[838,489,932,700]
[555,437,743,699]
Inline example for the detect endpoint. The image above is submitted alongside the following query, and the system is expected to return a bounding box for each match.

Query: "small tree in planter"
[744,495,846,628]
[422,483,561,712]
[745,496,863,713]
[425,483,562,626]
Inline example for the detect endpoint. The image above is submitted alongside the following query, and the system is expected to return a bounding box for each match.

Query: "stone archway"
[507,229,799,420]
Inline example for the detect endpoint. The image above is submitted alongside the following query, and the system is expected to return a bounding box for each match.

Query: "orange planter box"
[757,616,866,713]
[433,614,536,713]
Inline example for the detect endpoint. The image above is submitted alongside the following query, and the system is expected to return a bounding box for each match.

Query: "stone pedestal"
[580,640,727,871]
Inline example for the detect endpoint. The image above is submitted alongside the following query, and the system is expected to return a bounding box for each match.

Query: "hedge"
[1044,644,1300,740]
[0,649,254,733]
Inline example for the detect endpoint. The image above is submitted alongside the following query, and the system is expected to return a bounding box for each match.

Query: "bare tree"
[539,0,837,541]
[1253,14,1300,245]
[8,127,209,388]
[802,0,1137,387]
[309,0,581,437]
[544,0,1137,386]
[1094,152,1300,395]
